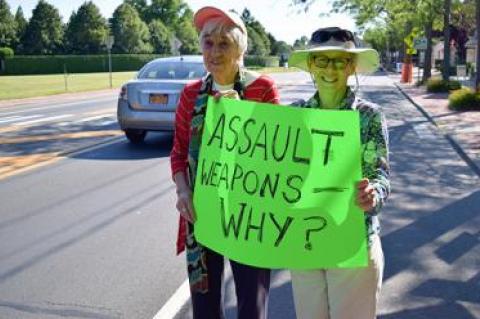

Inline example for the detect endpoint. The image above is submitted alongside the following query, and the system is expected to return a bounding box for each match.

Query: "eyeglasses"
[311,28,355,44]
[311,56,352,69]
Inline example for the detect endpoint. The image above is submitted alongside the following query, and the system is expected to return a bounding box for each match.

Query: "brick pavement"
[395,80,480,175]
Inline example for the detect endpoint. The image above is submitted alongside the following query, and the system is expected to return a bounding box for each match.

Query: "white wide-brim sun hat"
[289,38,380,74]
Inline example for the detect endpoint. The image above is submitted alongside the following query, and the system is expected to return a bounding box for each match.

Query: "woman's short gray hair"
[199,18,248,56]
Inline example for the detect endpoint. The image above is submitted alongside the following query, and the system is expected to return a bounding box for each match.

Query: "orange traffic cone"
[401,62,413,83]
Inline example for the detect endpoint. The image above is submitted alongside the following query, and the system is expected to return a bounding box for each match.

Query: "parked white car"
[117,55,206,143]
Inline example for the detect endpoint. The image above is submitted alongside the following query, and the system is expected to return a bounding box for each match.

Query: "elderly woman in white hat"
[288,27,390,319]
[170,6,279,319]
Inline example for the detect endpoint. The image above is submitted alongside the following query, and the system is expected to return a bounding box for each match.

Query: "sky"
[6,0,356,45]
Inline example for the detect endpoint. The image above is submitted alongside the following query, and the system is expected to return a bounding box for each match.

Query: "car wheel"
[125,129,147,144]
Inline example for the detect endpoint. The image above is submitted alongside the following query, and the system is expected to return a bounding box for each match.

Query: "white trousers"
[290,235,384,319]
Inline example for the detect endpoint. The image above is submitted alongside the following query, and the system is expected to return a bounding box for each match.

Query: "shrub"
[0,47,14,59]
[244,55,280,68]
[448,80,461,90]
[448,88,480,110]
[426,78,461,93]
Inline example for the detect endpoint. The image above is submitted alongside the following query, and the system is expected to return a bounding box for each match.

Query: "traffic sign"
[105,36,114,50]
[414,37,427,50]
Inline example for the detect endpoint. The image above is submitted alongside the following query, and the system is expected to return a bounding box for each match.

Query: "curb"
[394,82,480,177]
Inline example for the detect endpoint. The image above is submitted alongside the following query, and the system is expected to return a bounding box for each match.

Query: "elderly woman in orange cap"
[288,27,390,319]
[170,6,279,319]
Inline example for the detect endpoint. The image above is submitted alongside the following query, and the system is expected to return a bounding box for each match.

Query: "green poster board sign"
[193,97,367,269]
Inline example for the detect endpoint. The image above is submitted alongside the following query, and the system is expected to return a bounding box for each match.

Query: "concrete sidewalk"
[394,78,480,176]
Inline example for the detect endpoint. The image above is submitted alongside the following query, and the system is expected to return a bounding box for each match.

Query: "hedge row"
[1,54,166,75]
[244,56,279,68]
[1,54,280,75]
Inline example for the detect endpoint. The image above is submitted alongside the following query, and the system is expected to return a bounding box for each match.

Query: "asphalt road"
[1,72,479,319]
[0,90,121,179]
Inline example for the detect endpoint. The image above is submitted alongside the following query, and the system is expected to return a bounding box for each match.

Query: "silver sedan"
[117,55,206,143]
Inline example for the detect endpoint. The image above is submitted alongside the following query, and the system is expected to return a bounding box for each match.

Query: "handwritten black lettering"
[250,122,268,160]
[238,118,256,155]
[244,208,266,242]
[292,128,310,165]
[220,197,245,239]
[226,115,241,152]
[259,173,280,198]
[243,170,259,195]
[207,113,226,148]
[269,213,294,247]
[282,175,303,203]
[311,129,344,166]
[272,124,291,162]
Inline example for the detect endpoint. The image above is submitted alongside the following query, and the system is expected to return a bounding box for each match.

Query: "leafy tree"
[110,3,152,53]
[65,1,108,54]
[247,27,268,56]
[363,27,388,56]
[124,0,148,21]
[415,0,443,80]
[149,19,172,54]
[303,0,443,81]
[145,0,186,25]
[241,9,271,55]
[173,7,199,54]
[22,0,64,54]
[13,6,27,52]
[451,0,475,64]
[271,40,293,56]
[14,6,27,34]
[241,8,254,25]
[267,33,276,54]
[0,0,16,48]
[293,36,309,50]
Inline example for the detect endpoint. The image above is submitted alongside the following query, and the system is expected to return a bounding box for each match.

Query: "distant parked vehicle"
[117,55,206,144]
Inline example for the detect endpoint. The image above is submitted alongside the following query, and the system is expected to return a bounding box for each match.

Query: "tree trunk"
[476,0,480,91]
[423,19,433,82]
[443,0,451,81]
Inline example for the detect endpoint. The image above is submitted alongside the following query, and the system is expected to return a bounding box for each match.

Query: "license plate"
[149,94,168,104]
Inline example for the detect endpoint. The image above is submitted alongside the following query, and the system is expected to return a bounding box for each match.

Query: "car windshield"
[138,61,205,80]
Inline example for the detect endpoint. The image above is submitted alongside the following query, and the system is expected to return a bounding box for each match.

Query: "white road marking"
[0,97,116,116]
[96,119,116,126]
[152,279,190,319]
[57,114,116,127]
[0,115,41,123]
[76,114,113,122]
[57,121,73,127]
[17,114,74,126]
